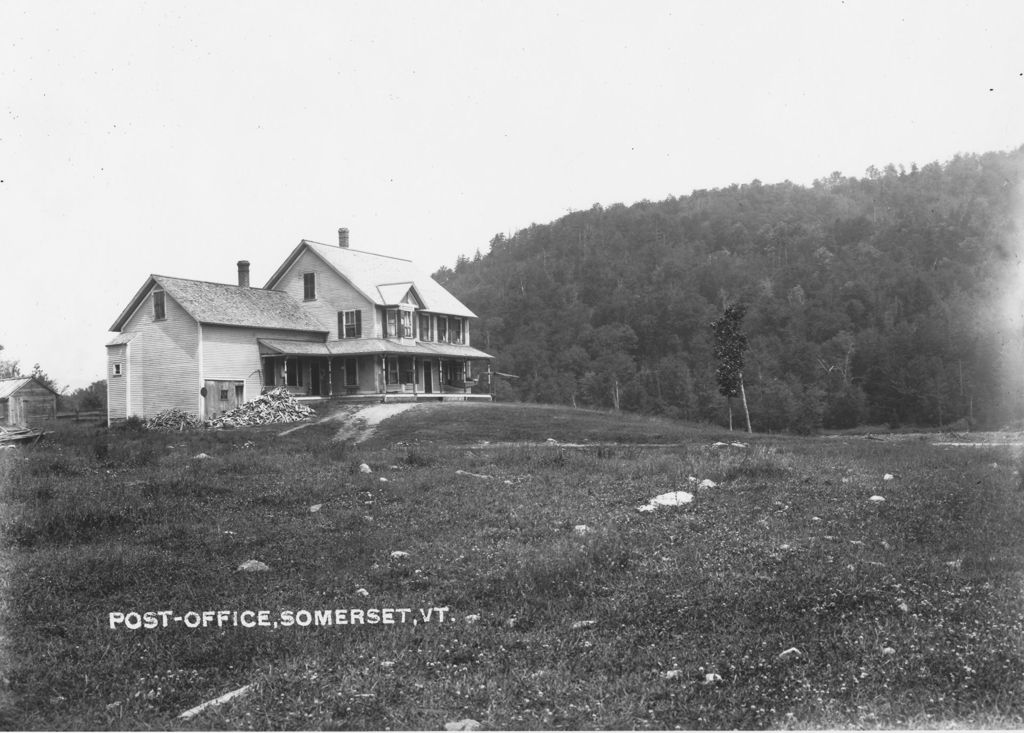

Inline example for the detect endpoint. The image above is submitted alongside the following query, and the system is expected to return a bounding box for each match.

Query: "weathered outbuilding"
[0,377,58,426]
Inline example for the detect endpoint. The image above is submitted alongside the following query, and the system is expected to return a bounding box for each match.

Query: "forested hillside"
[436,147,1024,431]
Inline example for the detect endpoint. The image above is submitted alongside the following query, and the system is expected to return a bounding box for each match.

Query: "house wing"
[109,275,328,333]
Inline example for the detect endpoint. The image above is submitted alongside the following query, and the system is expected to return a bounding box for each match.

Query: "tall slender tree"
[711,304,752,432]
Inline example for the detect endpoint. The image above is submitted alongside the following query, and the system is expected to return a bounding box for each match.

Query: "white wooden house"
[106,229,492,424]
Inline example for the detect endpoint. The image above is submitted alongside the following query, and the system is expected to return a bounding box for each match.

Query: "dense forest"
[435,147,1024,432]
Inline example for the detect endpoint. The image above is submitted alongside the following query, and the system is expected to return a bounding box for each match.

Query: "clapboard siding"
[106,344,128,421]
[275,249,379,338]
[202,325,322,401]
[122,288,200,418]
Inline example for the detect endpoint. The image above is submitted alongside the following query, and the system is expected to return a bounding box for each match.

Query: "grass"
[2,407,1024,729]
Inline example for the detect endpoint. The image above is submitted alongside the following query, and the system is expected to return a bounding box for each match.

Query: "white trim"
[197,322,205,416]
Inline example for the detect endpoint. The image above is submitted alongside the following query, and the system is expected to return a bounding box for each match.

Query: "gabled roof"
[265,240,477,318]
[110,276,329,333]
[0,377,59,399]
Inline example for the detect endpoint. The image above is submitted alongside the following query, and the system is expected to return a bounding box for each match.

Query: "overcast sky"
[3,1,1023,390]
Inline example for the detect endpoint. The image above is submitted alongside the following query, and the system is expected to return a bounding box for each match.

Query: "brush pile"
[146,409,204,431]
[207,387,316,428]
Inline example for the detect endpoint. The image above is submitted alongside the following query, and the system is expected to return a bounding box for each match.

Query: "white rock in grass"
[881,646,896,655]
[661,669,684,680]
[309,504,322,513]
[389,550,410,560]
[637,504,656,513]
[703,673,723,684]
[445,720,482,732]
[571,619,597,630]
[687,476,697,483]
[237,559,269,572]
[359,463,372,473]
[698,479,717,489]
[883,473,894,481]
[897,601,910,613]
[355,587,370,597]
[778,647,802,659]
[869,495,885,502]
[193,453,210,460]
[379,477,388,483]
[573,524,593,536]
[465,614,481,624]
[650,491,694,506]
[380,660,395,668]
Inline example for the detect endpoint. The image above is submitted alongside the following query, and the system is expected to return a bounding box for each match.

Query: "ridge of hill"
[437,146,1024,432]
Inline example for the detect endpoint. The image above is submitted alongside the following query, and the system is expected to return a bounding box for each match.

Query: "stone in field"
[651,491,694,506]
[883,473,894,481]
[869,495,885,502]
[237,559,269,572]
[389,550,410,560]
[359,463,372,473]
[309,504,322,513]
[698,479,717,489]
[445,720,482,731]
[571,619,597,629]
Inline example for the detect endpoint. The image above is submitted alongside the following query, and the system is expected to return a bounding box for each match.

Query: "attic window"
[153,290,166,320]
[303,273,316,300]
[112,363,122,377]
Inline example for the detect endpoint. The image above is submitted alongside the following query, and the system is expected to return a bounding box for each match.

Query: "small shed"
[0,377,58,427]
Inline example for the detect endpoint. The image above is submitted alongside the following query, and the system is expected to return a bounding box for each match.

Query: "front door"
[423,361,433,393]
[310,362,321,396]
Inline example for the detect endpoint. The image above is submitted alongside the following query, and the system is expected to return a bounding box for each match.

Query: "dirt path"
[328,402,423,443]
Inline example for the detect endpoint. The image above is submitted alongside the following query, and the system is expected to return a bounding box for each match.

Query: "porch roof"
[257,338,493,360]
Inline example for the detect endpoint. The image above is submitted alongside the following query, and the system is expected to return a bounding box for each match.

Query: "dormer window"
[400,310,413,338]
[303,272,316,300]
[153,290,166,320]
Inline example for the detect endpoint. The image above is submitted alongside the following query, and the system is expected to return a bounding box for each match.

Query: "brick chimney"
[338,227,349,248]
[237,260,250,287]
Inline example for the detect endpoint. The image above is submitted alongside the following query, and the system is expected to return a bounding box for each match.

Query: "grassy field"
[2,403,1024,729]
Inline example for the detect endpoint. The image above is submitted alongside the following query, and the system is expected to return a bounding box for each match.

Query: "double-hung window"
[303,273,316,300]
[400,310,413,338]
[436,316,448,343]
[385,309,398,338]
[451,318,463,344]
[418,313,432,341]
[153,290,166,320]
[343,358,358,387]
[338,310,362,338]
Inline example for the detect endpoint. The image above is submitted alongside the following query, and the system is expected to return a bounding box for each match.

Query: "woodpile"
[206,387,316,428]
[146,409,205,431]
[0,425,48,445]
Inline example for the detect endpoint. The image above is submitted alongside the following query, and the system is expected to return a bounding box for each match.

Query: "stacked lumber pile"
[146,409,205,431]
[207,388,316,428]
[0,425,47,445]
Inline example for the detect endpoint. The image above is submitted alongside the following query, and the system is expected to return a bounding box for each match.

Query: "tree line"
[436,147,1024,431]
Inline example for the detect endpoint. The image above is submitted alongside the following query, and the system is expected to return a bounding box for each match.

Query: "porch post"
[380,355,386,395]
[327,357,333,397]
[413,357,418,396]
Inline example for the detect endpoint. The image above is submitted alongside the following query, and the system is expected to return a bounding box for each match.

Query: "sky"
[3,0,1024,391]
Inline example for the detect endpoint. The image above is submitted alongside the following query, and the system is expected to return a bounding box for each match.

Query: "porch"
[257,338,494,401]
